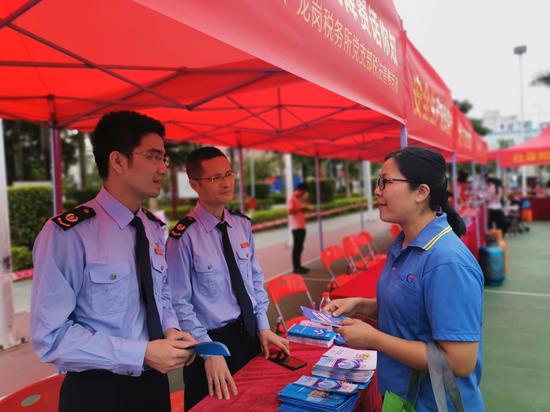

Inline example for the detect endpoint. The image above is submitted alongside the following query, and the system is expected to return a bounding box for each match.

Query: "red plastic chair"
[266,274,315,335]
[320,245,356,290]
[0,374,64,412]
[170,390,184,412]
[342,235,369,271]
[357,231,386,266]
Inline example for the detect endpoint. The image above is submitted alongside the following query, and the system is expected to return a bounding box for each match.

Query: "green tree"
[453,99,491,136]
[531,72,550,87]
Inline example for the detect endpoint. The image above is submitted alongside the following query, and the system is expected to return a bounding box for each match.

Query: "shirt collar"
[95,187,137,229]
[408,213,452,251]
[194,201,232,233]
[388,213,452,255]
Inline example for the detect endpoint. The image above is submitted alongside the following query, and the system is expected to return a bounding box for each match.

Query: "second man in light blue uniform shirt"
[165,147,289,411]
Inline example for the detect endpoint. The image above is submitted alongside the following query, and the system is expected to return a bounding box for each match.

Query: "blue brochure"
[287,324,337,341]
[301,306,346,327]
[187,341,231,356]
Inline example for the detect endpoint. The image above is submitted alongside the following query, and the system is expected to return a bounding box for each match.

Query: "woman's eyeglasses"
[377,176,408,190]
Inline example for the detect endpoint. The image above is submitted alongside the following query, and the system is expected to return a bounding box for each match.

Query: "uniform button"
[208,265,212,270]
[160,265,164,271]
[246,253,249,258]
[110,274,117,280]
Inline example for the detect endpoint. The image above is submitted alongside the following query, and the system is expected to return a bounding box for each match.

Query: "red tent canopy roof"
[490,126,550,166]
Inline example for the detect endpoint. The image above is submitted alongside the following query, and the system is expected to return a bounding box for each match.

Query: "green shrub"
[251,208,288,225]
[271,193,286,204]
[246,183,271,199]
[64,187,100,209]
[8,185,52,249]
[308,179,336,203]
[161,204,194,220]
[11,246,33,271]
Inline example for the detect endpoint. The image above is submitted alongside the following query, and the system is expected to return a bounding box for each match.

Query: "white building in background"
[482,110,550,150]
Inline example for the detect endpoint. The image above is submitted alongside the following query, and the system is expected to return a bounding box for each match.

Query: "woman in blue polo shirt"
[326,147,484,411]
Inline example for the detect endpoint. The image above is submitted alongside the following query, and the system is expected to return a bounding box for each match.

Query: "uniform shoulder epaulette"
[52,206,95,230]
[227,208,251,221]
[169,216,196,239]
[142,208,166,227]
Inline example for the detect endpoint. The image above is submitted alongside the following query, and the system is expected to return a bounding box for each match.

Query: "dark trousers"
[292,228,306,270]
[183,318,261,411]
[59,368,170,412]
[489,209,509,234]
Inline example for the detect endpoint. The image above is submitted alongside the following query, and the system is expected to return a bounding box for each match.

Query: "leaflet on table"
[301,306,346,327]
[288,324,337,341]
[315,356,375,371]
[278,383,359,411]
[186,341,231,356]
[311,368,375,384]
[294,375,358,394]
[323,346,377,368]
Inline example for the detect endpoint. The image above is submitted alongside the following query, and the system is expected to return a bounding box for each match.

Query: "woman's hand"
[322,297,360,316]
[334,318,379,349]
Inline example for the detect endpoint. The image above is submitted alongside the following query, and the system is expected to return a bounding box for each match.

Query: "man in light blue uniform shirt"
[166,147,289,410]
[31,111,196,412]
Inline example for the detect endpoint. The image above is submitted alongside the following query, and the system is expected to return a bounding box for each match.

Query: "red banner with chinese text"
[134,0,406,123]
[404,37,454,154]
[453,106,475,161]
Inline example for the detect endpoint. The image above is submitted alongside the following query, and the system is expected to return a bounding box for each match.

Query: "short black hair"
[296,182,309,191]
[385,146,466,237]
[91,111,165,179]
[186,147,227,178]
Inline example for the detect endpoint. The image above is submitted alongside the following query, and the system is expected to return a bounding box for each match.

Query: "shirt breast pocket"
[235,247,251,280]
[194,258,224,298]
[88,262,131,315]
[391,276,421,326]
[151,256,167,299]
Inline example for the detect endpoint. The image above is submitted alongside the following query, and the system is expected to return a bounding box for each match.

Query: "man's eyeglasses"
[132,151,170,167]
[377,176,408,191]
[191,171,237,184]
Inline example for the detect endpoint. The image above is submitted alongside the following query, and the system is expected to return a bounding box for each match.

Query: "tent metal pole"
[283,153,293,247]
[451,153,458,208]
[237,146,245,212]
[49,124,63,215]
[400,125,408,148]
[250,156,255,197]
[315,156,324,252]
[359,161,365,232]
[472,161,480,251]
[364,160,373,213]
[0,118,17,349]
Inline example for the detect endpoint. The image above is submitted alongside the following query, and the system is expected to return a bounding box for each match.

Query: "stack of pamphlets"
[312,346,377,383]
[277,383,359,412]
[287,324,336,347]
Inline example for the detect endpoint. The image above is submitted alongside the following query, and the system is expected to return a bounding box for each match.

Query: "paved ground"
[481,221,550,411]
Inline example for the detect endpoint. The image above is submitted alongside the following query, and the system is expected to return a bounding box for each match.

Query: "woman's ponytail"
[441,200,466,237]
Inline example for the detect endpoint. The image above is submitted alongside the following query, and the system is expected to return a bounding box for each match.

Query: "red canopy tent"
[453,106,476,162]
[489,126,550,167]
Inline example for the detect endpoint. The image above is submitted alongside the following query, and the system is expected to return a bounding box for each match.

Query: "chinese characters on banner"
[411,74,453,136]
[512,151,550,165]
[292,0,400,93]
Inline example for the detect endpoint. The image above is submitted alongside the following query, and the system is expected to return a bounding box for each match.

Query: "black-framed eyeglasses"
[377,176,409,191]
[190,171,237,184]
[132,150,170,167]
